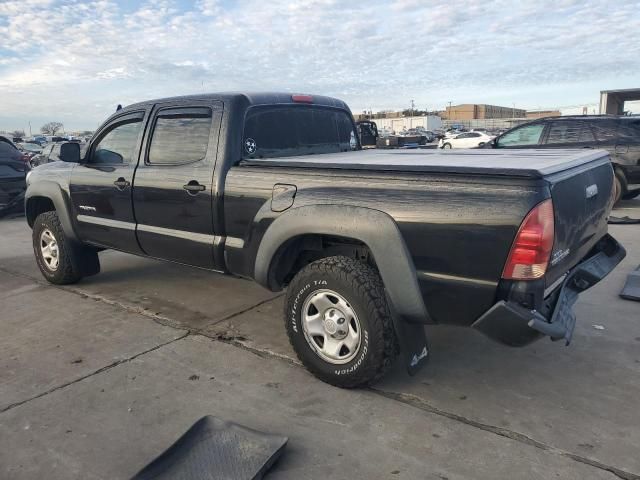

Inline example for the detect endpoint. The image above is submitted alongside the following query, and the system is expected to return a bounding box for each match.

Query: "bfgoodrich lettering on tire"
[284,256,399,388]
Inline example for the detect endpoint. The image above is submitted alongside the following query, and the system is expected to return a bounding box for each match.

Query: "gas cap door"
[271,184,297,212]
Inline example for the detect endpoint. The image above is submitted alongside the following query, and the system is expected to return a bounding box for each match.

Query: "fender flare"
[25,181,79,242]
[254,205,431,325]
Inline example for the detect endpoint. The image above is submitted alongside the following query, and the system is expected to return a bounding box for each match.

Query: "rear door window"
[243,106,358,159]
[496,124,545,147]
[617,119,640,143]
[148,108,213,165]
[545,121,594,144]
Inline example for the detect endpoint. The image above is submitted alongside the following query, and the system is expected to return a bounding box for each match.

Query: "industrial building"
[526,110,561,119]
[599,88,640,114]
[440,104,526,120]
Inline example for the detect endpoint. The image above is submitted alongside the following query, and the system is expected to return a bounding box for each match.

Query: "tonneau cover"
[243,148,610,179]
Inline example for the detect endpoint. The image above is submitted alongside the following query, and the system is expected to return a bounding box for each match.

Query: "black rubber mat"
[620,267,640,302]
[608,216,640,224]
[130,416,288,480]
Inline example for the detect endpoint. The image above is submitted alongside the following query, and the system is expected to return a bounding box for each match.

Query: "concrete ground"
[0,199,639,480]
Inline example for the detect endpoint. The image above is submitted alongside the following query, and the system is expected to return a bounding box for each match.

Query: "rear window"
[242,106,358,159]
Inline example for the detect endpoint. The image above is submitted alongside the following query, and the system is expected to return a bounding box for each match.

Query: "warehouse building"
[526,110,561,119]
[599,88,640,114]
[441,104,527,120]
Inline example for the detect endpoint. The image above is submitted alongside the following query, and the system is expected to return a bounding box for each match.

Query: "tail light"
[502,199,554,280]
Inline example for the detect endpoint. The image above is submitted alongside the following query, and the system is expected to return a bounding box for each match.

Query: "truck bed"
[243,149,610,179]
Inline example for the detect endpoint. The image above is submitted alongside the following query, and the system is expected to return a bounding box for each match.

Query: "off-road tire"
[284,256,399,388]
[32,211,95,285]
[613,168,627,204]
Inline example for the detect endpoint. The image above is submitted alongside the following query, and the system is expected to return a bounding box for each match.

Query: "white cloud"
[0,0,639,130]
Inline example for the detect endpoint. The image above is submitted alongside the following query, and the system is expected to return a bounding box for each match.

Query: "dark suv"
[489,116,640,202]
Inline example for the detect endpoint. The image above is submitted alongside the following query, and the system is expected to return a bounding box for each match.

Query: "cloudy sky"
[1,0,639,132]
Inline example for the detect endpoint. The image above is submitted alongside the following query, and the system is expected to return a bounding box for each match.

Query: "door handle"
[183,181,206,194]
[113,177,130,190]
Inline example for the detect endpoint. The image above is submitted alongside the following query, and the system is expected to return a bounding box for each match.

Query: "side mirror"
[60,142,80,163]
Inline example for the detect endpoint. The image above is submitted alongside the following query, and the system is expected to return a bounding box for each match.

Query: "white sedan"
[439,131,494,149]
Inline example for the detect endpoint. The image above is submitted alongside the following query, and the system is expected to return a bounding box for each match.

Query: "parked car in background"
[0,136,29,216]
[432,129,446,140]
[30,136,47,146]
[413,127,435,143]
[17,142,43,162]
[30,142,62,167]
[486,116,640,202]
[439,131,494,149]
[356,120,379,147]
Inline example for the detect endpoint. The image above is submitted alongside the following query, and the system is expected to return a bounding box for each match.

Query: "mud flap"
[388,296,429,376]
[620,266,640,302]
[130,416,288,480]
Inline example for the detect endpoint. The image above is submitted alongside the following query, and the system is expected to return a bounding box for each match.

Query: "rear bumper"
[472,234,626,346]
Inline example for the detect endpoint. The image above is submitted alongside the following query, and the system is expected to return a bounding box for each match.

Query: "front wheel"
[613,168,627,204]
[32,211,99,284]
[284,256,399,388]
[442,143,452,149]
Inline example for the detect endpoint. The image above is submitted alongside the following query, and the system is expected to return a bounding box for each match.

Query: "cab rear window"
[242,106,358,159]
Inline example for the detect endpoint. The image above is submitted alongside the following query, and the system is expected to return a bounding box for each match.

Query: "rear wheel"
[613,168,627,204]
[284,256,399,388]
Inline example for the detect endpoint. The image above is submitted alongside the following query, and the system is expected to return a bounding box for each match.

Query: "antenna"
[116,104,123,112]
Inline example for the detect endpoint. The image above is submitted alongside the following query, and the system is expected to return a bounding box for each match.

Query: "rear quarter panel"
[223,165,548,326]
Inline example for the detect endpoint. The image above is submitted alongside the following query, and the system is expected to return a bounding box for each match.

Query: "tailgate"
[545,155,614,285]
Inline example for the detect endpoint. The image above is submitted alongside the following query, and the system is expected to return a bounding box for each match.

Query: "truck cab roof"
[123,92,351,112]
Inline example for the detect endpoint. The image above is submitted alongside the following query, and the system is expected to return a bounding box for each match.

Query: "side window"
[546,121,584,144]
[468,132,480,138]
[148,109,212,165]
[497,124,545,147]
[591,119,619,142]
[91,119,142,165]
[616,119,640,142]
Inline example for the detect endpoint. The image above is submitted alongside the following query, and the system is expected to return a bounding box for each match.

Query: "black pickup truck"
[25,93,625,388]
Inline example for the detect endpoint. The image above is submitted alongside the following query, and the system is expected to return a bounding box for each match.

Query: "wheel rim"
[301,289,361,365]
[40,228,59,271]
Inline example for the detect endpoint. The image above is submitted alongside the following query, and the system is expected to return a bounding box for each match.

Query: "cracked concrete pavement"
[1,199,639,479]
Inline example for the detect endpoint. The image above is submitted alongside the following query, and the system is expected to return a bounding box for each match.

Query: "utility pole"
[28,121,32,137]
[512,102,515,120]
[410,99,415,128]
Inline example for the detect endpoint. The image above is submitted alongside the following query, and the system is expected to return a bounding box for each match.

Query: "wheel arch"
[25,182,79,242]
[254,205,431,324]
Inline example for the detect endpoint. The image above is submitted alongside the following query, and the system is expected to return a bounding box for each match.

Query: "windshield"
[242,106,359,159]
